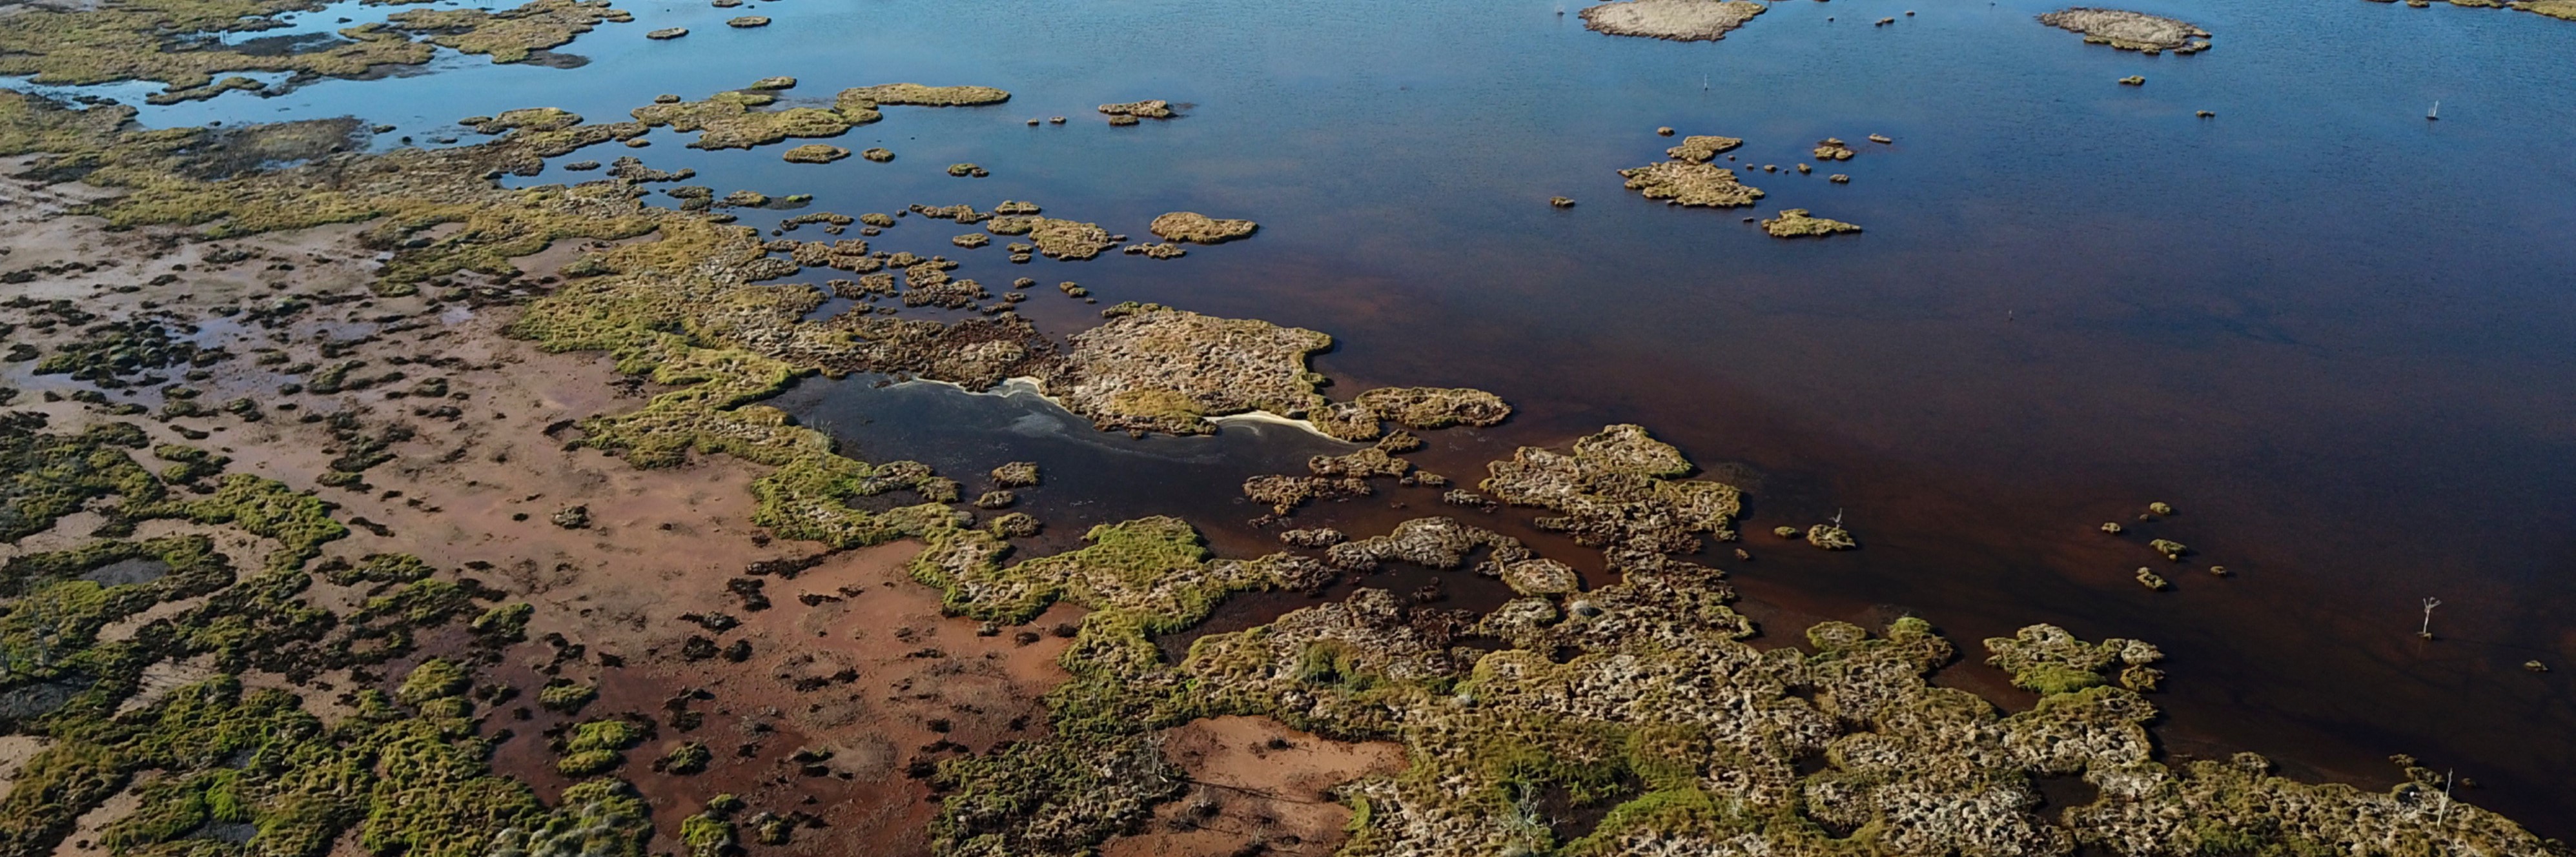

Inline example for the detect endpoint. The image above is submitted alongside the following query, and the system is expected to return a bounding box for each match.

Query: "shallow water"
[0,677,87,720]
[19,0,2576,832]
[769,375,1360,556]
[80,557,171,586]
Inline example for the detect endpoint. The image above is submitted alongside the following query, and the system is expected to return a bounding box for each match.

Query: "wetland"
[2,0,2575,854]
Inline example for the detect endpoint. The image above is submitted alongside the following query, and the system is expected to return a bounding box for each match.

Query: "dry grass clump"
[1098,100,1177,121]
[1619,161,1766,207]
[1759,208,1862,237]
[1147,212,1258,244]
[781,143,849,163]
[1664,135,1743,163]
[840,83,1013,112]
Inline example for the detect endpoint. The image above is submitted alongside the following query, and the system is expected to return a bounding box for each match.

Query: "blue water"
[14,0,2576,831]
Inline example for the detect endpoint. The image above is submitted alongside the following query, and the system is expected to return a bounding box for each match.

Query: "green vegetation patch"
[631,90,857,150]
[538,679,599,714]
[387,0,634,64]
[1478,423,1743,569]
[1055,306,1336,436]
[0,659,620,857]
[921,519,1334,854]
[0,420,159,542]
[1,536,233,688]
[0,0,629,97]
[557,718,648,776]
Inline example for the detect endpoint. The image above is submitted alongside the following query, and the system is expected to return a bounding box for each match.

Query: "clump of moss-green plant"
[1619,159,1765,208]
[658,740,713,774]
[0,419,159,542]
[319,552,435,586]
[932,734,1183,856]
[486,778,654,857]
[911,517,1326,636]
[399,658,473,706]
[557,718,648,776]
[0,90,135,157]
[144,475,347,573]
[538,679,599,714]
[680,796,741,857]
[32,318,219,388]
[152,443,230,484]
[1983,623,2165,695]
[472,602,535,644]
[0,657,578,857]
[0,536,234,688]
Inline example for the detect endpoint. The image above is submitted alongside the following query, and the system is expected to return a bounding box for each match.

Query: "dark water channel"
[767,375,1359,559]
[18,0,2576,834]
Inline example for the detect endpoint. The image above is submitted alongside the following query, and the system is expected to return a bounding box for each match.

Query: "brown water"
[737,0,2576,830]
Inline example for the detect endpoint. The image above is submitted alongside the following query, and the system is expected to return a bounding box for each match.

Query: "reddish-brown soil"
[1101,716,1406,857]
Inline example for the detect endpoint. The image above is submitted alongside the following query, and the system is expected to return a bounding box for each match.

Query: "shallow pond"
[79,556,171,586]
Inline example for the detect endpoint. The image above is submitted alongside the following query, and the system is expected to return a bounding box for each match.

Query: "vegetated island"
[1622,130,1765,207]
[1761,208,1863,237]
[1579,0,1768,41]
[1147,212,1258,244]
[2037,7,2213,53]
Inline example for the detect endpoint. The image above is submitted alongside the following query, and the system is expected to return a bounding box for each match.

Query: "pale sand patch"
[113,656,219,716]
[0,734,51,795]
[54,781,146,857]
